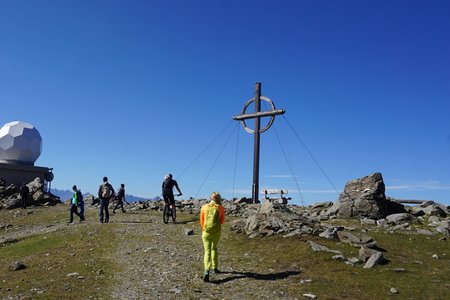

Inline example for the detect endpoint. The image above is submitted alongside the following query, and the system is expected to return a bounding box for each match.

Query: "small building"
[0,121,54,189]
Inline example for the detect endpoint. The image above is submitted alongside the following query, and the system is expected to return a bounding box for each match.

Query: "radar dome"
[0,121,43,165]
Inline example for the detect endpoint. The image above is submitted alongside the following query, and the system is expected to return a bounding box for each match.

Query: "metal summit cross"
[232,82,285,203]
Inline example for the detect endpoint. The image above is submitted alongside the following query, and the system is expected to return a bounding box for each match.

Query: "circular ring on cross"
[240,96,277,134]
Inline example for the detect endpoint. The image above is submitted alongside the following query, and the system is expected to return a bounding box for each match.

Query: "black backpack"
[77,190,84,202]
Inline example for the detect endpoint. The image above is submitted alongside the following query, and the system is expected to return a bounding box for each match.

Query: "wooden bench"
[261,189,291,204]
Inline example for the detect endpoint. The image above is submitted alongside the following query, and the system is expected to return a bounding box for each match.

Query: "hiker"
[161,174,182,210]
[69,185,83,223]
[73,185,85,221]
[200,191,225,282]
[98,176,115,223]
[113,183,129,214]
[19,182,30,209]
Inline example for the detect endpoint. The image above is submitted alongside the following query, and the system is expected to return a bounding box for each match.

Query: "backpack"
[204,203,221,234]
[101,184,112,199]
[77,190,84,203]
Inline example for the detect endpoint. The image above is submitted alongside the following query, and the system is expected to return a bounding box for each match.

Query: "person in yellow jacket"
[200,191,225,282]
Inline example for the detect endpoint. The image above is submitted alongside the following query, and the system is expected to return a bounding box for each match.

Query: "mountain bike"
[163,194,181,224]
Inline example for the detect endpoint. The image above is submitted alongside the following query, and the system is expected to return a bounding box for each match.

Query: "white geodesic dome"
[0,121,43,165]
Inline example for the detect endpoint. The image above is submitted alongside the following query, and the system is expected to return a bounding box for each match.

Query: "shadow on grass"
[175,218,199,225]
[209,270,301,284]
[113,220,154,224]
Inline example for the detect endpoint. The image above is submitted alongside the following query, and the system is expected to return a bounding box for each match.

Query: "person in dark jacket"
[19,183,29,209]
[69,185,83,223]
[162,174,182,210]
[98,176,115,223]
[113,183,129,214]
[73,185,85,221]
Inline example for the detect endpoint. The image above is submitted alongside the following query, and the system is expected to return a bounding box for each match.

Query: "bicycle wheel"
[171,206,176,223]
[163,204,169,224]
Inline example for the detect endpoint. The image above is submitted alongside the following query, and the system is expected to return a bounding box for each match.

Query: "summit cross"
[232,82,285,203]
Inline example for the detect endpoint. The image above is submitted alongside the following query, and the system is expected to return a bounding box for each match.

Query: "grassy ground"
[0,206,119,299]
[1,204,449,299]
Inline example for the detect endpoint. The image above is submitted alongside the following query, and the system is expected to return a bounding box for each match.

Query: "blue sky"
[1,0,449,205]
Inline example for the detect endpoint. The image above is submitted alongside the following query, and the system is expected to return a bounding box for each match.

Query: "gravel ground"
[108,209,301,299]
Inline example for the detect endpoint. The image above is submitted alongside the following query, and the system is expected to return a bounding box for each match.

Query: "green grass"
[1,205,449,299]
[0,206,119,299]
[220,218,450,299]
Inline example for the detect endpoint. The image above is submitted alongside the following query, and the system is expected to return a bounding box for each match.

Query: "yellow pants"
[202,232,221,272]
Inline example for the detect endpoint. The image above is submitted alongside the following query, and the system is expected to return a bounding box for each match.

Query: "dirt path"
[108,209,300,299]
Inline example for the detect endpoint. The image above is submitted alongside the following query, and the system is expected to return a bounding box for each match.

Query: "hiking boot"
[212,268,220,274]
[203,271,210,282]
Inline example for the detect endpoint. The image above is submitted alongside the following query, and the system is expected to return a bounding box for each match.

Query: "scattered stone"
[1,236,19,245]
[300,279,312,285]
[9,261,26,271]
[0,223,12,230]
[361,218,376,225]
[363,251,384,268]
[390,268,406,272]
[67,272,80,277]
[347,257,359,264]
[376,219,387,227]
[308,241,330,252]
[332,255,346,261]
[416,229,434,235]
[427,216,441,225]
[169,287,182,294]
[184,228,194,236]
[390,287,398,294]
[432,254,439,259]
[358,247,378,263]
[307,241,342,254]
[386,213,412,225]
[435,226,450,236]
[303,293,317,299]
[337,231,376,248]
[388,223,411,232]
[319,226,343,240]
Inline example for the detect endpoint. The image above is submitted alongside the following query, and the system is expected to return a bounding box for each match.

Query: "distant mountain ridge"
[50,188,150,202]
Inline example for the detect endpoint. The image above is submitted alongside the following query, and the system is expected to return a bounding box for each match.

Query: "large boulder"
[337,173,404,219]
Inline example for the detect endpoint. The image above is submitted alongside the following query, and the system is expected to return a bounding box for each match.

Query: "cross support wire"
[232,82,285,203]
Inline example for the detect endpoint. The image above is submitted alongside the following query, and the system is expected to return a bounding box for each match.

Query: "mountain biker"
[161,174,182,210]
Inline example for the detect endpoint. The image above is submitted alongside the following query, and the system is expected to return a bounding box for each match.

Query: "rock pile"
[229,201,323,238]
[0,177,61,209]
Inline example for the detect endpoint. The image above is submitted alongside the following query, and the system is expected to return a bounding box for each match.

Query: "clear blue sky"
[1,0,449,205]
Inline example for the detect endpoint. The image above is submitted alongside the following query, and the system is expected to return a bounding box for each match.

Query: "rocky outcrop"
[336,173,405,219]
[0,178,61,209]
[230,201,323,238]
